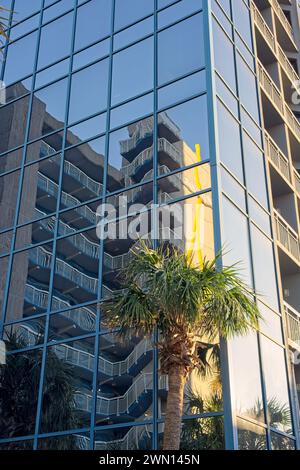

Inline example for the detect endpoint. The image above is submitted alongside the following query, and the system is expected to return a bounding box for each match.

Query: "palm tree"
[0,331,79,450]
[102,243,260,450]
[0,6,9,48]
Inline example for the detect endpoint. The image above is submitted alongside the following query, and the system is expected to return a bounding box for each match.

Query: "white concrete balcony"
[265,131,292,183]
[270,0,296,48]
[294,169,300,196]
[277,42,300,86]
[274,209,300,262]
[284,301,300,347]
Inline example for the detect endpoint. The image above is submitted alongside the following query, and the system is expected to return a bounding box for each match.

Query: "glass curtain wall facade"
[0,0,299,451]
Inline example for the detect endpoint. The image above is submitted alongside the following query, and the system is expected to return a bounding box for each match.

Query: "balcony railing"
[277,43,300,85]
[270,0,295,45]
[274,210,300,261]
[257,61,284,113]
[294,169,300,195]
[251,2,276,53]
[284,302,300,346]
[264,132,291,182]
[258,62,300,143]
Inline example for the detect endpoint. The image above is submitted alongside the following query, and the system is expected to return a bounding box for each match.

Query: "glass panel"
[271,433,296,450]
[18,157,61,226]
[107,117,153,193]
[221,167,246,211]
[215,74,238,117]
[15,215,56,250]
[74,0,112,52]
[114,17,153,51]
[25,130,64,165]
[213,19,236,92]
[180,417,224,450]
[94,425,152,450]
[237,54,259,122]
[29,78,68,140]
[222,196,252,285]
[35,58,69,89]
[243,133,268,208]
[61,136,105,208]
[52,229,99,306]
[48,304,98,340]
[260,336,292,434]
[72,39,110,71]
[157,97,210,174]
[9,14,39,42]
[231,332,264,423]
[258,302,283,344]
[58,200,99,234]
[65,113,106,147]
[158,71,206,111]
[249,196,271,236]
[237,418,267,450]
[110,92,153,130]
[0,95,30,152]
[251,224,279,311]
[158,164,211,203]
[38,431,90,450]
[111,37,153,106]
[0,440,33,450]
[5,242,53,323]
[158,14,205,86]
[13,0,41,22]
[3,317,46,350]
[217,99,243,181]
[40,337,95,433]
[114,0,154,31]
[3,31,38,86]
[68,59,109,124]
[37,12,73,69]
[43,0,72,23]
[0,229,13,255]
[158,0,202,29]
[0,255,10,319]
[0,169,21,231]
[232,1,253,51]
[0,348,42,438]
[95,333,153,426]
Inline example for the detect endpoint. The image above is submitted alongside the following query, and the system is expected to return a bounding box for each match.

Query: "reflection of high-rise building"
[0,0,300,451]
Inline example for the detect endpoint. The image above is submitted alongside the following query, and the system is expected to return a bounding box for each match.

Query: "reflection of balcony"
[75,373,167,417]
[274,210,300,261]
[265,132,291,183]
[284,302,300,347]
[54,338,152,377]
[24,283,96,331]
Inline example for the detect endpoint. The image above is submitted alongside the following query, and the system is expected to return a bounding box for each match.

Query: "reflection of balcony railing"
[54,338,152,377]
[274,210,300,261]
[251,2,276,53]
[294,170,300,195]
[24,283,96,331]
[265,132,291,182]
[284,302,300,346]
[75,373,168,417]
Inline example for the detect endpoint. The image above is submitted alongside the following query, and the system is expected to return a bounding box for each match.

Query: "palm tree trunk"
[163,365,186,450]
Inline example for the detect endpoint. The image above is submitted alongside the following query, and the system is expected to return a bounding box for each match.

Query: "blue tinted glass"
[158,14,205,86]
[38,13,73,69]
[114,0,154,31]
[158,0,202,29]
[111,38,153,106]
[74,0,112,52]
[158,71,206,110]
[113,17,153,51]
[4,32,38,85]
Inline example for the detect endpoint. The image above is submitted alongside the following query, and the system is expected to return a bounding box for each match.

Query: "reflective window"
[243,133,268,208]
[72,39,110,71]
[213,19,236,92]
[114,17,153,51]
[237,418,267,450]
[158,0,202,29]
[110,92,153,130]
[251,224,279,311]
[65,113,107,147]
[5,242,53,323]
[157,97,210,174]
[222,196,252,284]
[237,54,259,122]
[179,417,224,450]
[221,167,246,211]
[74,0,112,52]
[48,304,97,340]
[260,336,292,434]
[231,332,264,423]
[38,13,73,69]
[94,425,152,450]
[158,14,205,86]
[248,196,271,236]
[0,169,22,231]
[217,99,243,181]
[111,38,154,106]
[13,0,42,23]
[29,78,68,140]
[35,58,70,89]
[3,31,38,85]
[114,0,154,31]
[9,14,40,42]
[68,59,109,124]
[158,71,206,111]
[40,337,95,433]
[38,432,90,450]
[258,301,283,344]
[43,0,72,23]
[0,95,30,152]
[271,433,295,450]
[232,1,253,50]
